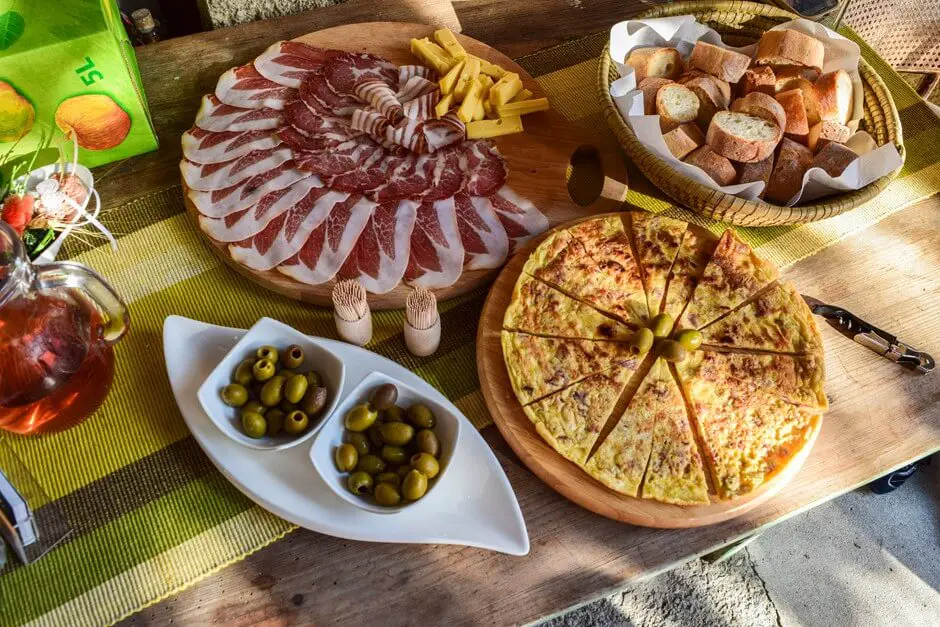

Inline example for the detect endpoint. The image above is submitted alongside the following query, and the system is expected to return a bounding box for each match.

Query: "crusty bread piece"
[638,77,674,115]
[730,92,786,132]
[765,138,813,204]
[663,123,705,159]
[811,142,858,177]
[626,47,683,84]
[677,70,732,102]
[775,88,810,141]
[706,111,781,163]
[689,40,750,83]
[815,70,853,124]
[656,83,699,132]
[777,77,820,125]
[684,145,737,185]
[807,120,851,153]
[737,154,775,197]
[739,66,776,97]
[685,76,729,127]
[755,29,825,71]
[774,66,821,92]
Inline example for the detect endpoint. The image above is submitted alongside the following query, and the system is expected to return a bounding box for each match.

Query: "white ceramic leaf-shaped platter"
[162,316,529,556]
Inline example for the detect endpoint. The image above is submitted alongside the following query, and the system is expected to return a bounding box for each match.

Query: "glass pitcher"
[0,221,129,435]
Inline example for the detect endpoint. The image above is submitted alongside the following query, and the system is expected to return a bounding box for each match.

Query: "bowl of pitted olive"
[310,371,458,514]
[197,317,345,451]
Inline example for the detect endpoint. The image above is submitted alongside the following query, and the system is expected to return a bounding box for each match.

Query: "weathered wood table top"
[113,0,940,623]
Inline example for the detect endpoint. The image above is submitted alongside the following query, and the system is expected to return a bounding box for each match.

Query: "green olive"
[242,400,266,416]
[334,443,358,472]
[410,452,440,479]
[344,431,371,456]
[241,411,266,438]
[301,386,328,417]
[380,422,415,446]
[626,327,655,356]
[367,424,384,448]
[233,359,255,386]
[252,358,276,382]
[266,409,285,436]
[344,403,378,432]
[283,410,309,435]
[281,344,304,369]
[356,454,386,475]
[415,429,440,457]
[260,375,286,407]
[660,339,689,363]
[381,445,409,465]
[279,400,298,413]
[675,328,704,351]
[374,482,402,507]
[406,404,436,429]
[256,345,278,363]
[649,312,675,338]
[402,470,428,501]
[221,383,248,407]
[369,383,399,412]
[375,471,400,487]
[382,405,405,423]
[284,374,308,404]
[397,464,413,481]
[305,371,322,388]
[347,471,373,495]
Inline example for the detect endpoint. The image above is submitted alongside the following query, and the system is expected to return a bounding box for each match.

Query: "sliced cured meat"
[300,70,362,116]
[454,192,509,270]
[336,199,419,293]
[329,152,407,194]
[282,98,348,136]
[385,118,425,153]
[278,195,376,285]
[423,114,465,152]
[422,148,464,201]
[463,140,507,196]
[399,65,435,84]
[404,197,464,288]
[350,108,390,138]
[370,154,434,202]
[215,64,296,110]
[354,80,403,122]
[277,124,362,153]
[293,137,382,176]
[402,91,439,122]
[197,176,323,242]
[229,187,349,270]
[397,76,439,103]
[254,40,341,88]
[181,127,280,164]
[181,147,293,191]
[195,94,281,132]
[487,186,548,253]
[188,162,312,218]
[325,52,399,95]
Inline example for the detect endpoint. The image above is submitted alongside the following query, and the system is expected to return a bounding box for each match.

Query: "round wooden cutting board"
[183,22,626,309]
[476,212,822,529]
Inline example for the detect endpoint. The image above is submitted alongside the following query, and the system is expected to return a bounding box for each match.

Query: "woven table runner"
[1,27,938,627]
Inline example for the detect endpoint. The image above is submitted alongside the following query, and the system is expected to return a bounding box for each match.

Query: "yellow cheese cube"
[474,56,507,79]
[478,74,495,94]
[509,88,534,103]
[457,80,484,124]
[433,29,468,60]
[483,97,495,119]
[473,98,485,121]
[466,116,524,139]
[454,57,481,101]
[439,60,464,95]
[490,72,523,106]
[495,97,550,117]
[410,38,456,75]
[435,93,454,117]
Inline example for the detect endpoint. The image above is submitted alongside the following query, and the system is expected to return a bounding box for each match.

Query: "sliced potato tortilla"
[631,213,687,317]
[661,227,718,322]
[501,331,644,405]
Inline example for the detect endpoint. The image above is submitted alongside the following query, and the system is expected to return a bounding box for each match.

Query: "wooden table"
[112,1,940,624]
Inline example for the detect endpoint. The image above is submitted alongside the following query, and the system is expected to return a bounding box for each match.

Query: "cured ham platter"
[180,22,625,308]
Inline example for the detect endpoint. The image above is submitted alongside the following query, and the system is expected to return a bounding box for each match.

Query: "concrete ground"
[542,456,939,627]
[198,0,346,28]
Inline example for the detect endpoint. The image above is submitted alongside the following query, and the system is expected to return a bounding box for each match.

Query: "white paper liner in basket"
[608,17,903,206]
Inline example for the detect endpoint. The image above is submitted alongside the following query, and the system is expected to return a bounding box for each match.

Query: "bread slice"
[807,120,851,152]
[626,47,683,84]
[685,76,728,127]
[775,88,809,141]
[684,145,737,185]
[815,70,853,124]
[706,111,781,163]
[765,138,813,204]
[737,154,775,197]
[739,66,776,97]
[638,77,674,115]
[755,29,825,71]
[689,40,750,83]
[730,92,786,132]
[678,70,732,102]
[663,122,705,159]
[774,66,821,92]
[811,142,858,177]
[656,83,699,132]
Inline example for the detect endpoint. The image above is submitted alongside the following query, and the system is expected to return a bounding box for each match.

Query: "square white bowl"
[197,317,345,451]
[311,371,459,514]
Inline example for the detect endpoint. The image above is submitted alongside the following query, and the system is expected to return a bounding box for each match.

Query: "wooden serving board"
[182,22,626,309]
[476,212,823,528]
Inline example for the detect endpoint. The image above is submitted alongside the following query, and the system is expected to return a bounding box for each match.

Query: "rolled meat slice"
[354,80,403,122]
[397,76,439,103]
[402,92,439,122]
[399,65,436,84]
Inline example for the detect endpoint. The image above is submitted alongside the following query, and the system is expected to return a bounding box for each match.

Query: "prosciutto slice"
[488,186,548,253]
[278,195,376,284]
[404,197,464,288]
[229,187,349,271]
[300,70,362,116]
[329,152,406,194]
[454,192,509,270]
[277,124,361,153]
[180,147,293,191]
[422,148,464,201]
[254,41,340,88]
[397,76,438,103]
[282,98,348,136]
[181,128,280,164]
[463,140,507,196]
[293,137,382,176]
[402,92,439,122]
[215,64,295,110]
[423,115,465,152]
[369,154,433,202]
[195,95,281,132]
[325,52,399,94]
[336,199,419,293]
[188,162,312,218]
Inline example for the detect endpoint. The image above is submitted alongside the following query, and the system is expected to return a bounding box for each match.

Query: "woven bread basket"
[598,1,905,226]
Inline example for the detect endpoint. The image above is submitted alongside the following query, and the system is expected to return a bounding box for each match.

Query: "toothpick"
[404,287,441,356]
[332,280,372,346]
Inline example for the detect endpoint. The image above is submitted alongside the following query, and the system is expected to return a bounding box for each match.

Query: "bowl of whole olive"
[197,317,345,451]
[310,371,458,514]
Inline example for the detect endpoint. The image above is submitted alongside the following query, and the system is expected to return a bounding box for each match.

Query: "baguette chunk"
[706,111,781,163]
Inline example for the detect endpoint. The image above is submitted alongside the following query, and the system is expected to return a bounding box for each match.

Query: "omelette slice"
[501,332,645,405]
[677,229,779,330]
[630,213,687,316]
[523,367,634,466]
[504,273,633,340]
[524,216,648,327]
[661,227,718,321]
